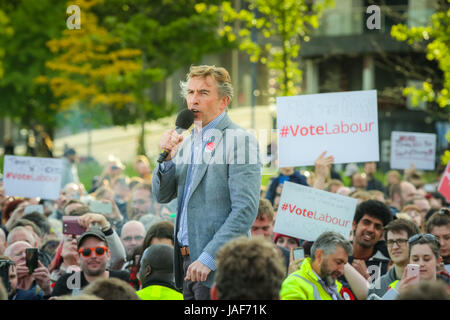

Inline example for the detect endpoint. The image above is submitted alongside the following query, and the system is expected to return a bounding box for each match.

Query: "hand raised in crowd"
[397,265,419,292]
[288,248,305,275]
[159,129,184,162]
[184,260,211,282]
[5,201,28,231]
[101,161,115,177]
[313,151,334,190]
[98,198,123,222]
[15,255,31,281]
[351,259,370,280]
[78,213,110,230]
[403,162,416,180]
[32,261,52,295]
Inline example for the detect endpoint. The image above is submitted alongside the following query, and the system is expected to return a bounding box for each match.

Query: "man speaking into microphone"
[152,65,262,300]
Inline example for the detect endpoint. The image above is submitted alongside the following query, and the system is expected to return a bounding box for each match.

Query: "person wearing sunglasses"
[383,233,449,299]
[426,208,450,273]
[51,227,130,298]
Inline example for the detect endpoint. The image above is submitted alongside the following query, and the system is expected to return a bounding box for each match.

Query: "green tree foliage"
[39,0,143,124]
[200,0,333,96]
[102,0,231,77]
[94,0,232,154]
[0,0,66,140]
[391,1,450,163]
[0,9,13,78]
[0,0,231,156]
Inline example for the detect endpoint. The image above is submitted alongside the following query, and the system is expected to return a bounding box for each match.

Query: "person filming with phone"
[51,226,130,297]
[3,241,51,299]
[383,233,450,299]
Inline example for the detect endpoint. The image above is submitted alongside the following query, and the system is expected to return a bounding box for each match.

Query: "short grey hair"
[179,65,234,104]
[6,226,35,246]
[4,240,32,258]
[310,231,353,261]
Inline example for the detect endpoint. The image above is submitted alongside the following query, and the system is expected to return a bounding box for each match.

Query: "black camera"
[0,260,15,294]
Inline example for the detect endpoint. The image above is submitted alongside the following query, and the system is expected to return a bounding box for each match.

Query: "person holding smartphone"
[383,233,449,299]
[3,241,51,299]
[51,227,130,297]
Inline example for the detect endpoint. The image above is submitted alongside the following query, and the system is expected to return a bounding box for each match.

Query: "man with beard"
[339,199,393,293]
[280,231,353,300]
[120,221,146,261]
[51,227,129,297]
[129,183,159,221]
[426,208,450,273]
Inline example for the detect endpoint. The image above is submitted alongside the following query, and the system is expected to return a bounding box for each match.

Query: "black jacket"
[265,170,308,205]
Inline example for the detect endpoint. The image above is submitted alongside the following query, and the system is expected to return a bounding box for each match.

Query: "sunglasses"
[437,208,449,216]
[408,233,440,247]
[78,246,108,258]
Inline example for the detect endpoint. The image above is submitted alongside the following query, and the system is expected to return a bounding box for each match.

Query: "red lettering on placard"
[280,202,351,228]
[290,125,299,137]
[283,121,374,138]
[4,172,58,182]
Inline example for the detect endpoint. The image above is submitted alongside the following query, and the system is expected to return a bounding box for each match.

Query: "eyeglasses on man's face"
[386,238,408,247]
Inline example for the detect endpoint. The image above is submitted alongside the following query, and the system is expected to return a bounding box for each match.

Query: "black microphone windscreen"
[175,109,195,130]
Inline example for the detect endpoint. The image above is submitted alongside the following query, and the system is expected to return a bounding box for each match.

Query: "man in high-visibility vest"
[280,231,353,300]
[136,244,183,300]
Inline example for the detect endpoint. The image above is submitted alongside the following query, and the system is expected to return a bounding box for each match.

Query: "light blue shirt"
[311,269,342,300]
[159,112,226,271]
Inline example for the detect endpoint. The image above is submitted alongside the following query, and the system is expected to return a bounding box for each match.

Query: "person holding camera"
[3,242,51,299]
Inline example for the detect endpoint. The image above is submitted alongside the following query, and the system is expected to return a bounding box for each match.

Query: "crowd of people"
[0,64,449,301]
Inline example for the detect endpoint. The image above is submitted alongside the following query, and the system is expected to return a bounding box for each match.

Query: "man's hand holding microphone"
[159,130,184,162]
[158,108,194,163]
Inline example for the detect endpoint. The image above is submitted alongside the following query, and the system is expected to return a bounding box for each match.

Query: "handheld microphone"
[157,108,194,163]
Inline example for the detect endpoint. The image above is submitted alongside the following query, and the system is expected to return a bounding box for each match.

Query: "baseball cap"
[77,227,108,250]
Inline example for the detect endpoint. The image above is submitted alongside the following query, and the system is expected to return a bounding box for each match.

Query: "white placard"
[3,155,63,200]
[390,131,436,170]
[277,90,379,167]
[273,182,357,241]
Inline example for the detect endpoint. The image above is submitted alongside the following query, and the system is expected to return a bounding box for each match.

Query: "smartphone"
[406,264,420,284]
[89,200,113,215]
[25,248,39,274]
[0,260,13,293]
[62,216,86,236]
[24,204,44,215]
[293,247,305,261]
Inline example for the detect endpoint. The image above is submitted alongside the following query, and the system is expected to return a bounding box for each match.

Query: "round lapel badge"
[206,142,215,152]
